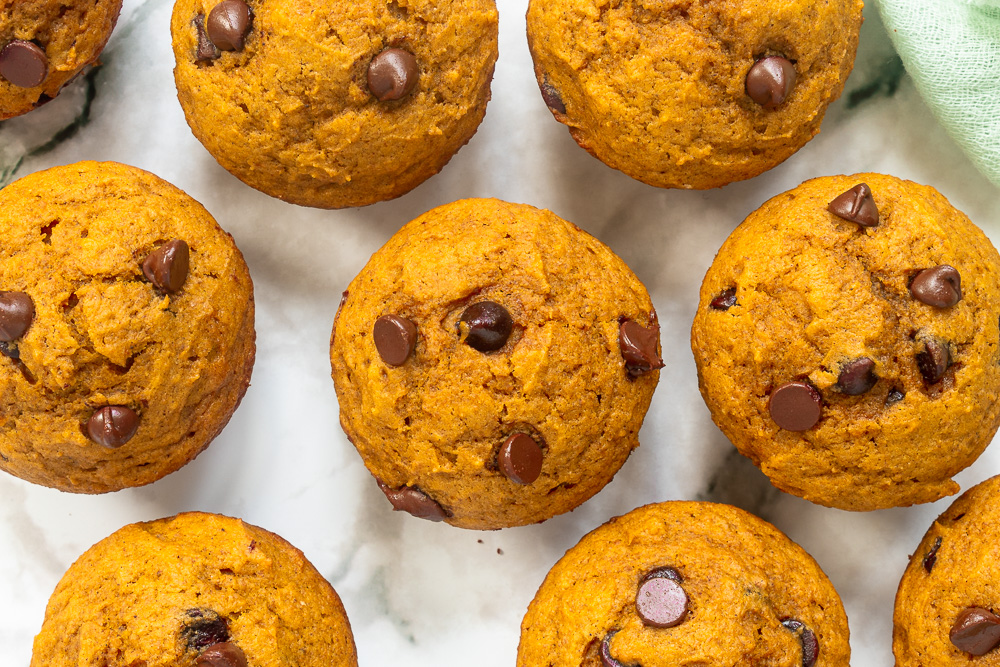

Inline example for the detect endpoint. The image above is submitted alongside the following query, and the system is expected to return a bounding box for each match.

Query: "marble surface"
[2,1,1000,664]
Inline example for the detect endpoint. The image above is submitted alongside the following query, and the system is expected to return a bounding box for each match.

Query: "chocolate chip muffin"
[330,198,662,530]
[526,0,862,190]
[0,161,255,493]
[894,475,1000,664]
[170,0,498,209]
[31,512,358,667]
[518,501,850,667]
[691,173,1000,511]
[1,0,122,119]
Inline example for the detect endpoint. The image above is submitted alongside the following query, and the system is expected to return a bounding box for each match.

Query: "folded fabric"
[876,0,1000,187]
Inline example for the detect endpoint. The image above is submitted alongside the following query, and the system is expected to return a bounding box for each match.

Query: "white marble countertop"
[3,1,1000,664]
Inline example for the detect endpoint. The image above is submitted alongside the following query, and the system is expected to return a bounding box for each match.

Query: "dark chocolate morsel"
[373,314,418,366]
[922,536,942,573]
[599,630,628,667]
[745,55,796,109]
[0,291,35,342]
[459,301,512,352]
[827,184,879,227]
[143,240,190,293]
[540,79,566,114]
[635,571,688,628]
[182,609,231,651]
[910,265,962,308]
[194,14,220,61]
[619,319,664,377]
[0,341,18,360]
[206,0,252,52]
[885,387,905,407]
[367,48,419,101]
[376,479,448,521]
[768,382,822,431]
[498,433,543,485]
[709,287,737,310]
[0,40,48,88]
[836,357,877,395]
[916,338,950,384]
[950,607,1000,656]
[782,618,819,667]
[197,642,248,667]
[643,566,682,582]
[86,406,140,448]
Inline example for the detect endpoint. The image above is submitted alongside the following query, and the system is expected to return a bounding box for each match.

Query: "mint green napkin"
[876,0,1000,187]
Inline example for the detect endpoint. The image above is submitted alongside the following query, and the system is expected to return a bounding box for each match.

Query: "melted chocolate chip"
[599,630,627,667]
[182,609,231,651]
[0,291,35,342]
[194,14,220,61]
[197,642,248,667]
[373,314,418,366]
[745,56,796,109]
[910,265,962,308]
[782,618,819,667]
[540,79,565,114]
[768,382,822,431]
[458,301,512,352]
[836,357,877,395]
[367,48,419,101]
[86,406,140,448]
[0,40,48,88]
[885,387,905,407]
[922,536,943,573]
[827,184,879,227]
[951,608,1000,656]
[376,479,448,521]
[709,287,737,310]
[0,340,18,360]
[143,240,190,293]
[636,568,688,628]
[498,433,543,485]
[916,338,950,384]
[206,0,252,52]
[619,319,664,377]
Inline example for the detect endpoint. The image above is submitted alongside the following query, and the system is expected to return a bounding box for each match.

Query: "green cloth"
[876,0,1000,187]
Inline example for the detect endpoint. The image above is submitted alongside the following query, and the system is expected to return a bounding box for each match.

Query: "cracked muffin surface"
[31,512,358,667]
[517,501,850,667]
[691,173,1000,511]
[0,161,255,493]
[170,0,498,209]
[526,0,863,190]
[330,198,660,530]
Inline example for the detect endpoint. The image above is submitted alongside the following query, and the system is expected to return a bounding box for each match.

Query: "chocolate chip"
[143,240,190,293]
[373,314,417,366]
[910,265,962,308]
[86,406,140,448]
[885,387,905,407]
[769,382,822,431]
[367,48,419,102]
[619,319,664,377]
[182,609,231,651]
[636,568,688,628]
[0,341,18,360]
[458,301,512,352]
[498,433,543,485]
[599,630,627,667]
[376,480,448,521]
[197,642,248,667]
[745,56,795,109]
[0,40,48,88]
[782,618,819,667]
[922,536,943,573]
[539,79,565,114]
[206,0,252,52]
[836,357,877,395]
[709,287,737,310]
[194,14,220,61]
[0,291,35,342]
[827,184,879,228]
[951,608,1000,656]
[916,338,950,384]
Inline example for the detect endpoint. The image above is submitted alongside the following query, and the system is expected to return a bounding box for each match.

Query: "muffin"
[330,198,661,530]
[526,0,863,189]
[894,475,1000,664]
[1,0,122,119]
[170,0,498,209]
[518,501,850,666]
[691,173,1000,511]
[0,161,255,493]
[31,512,358,667]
